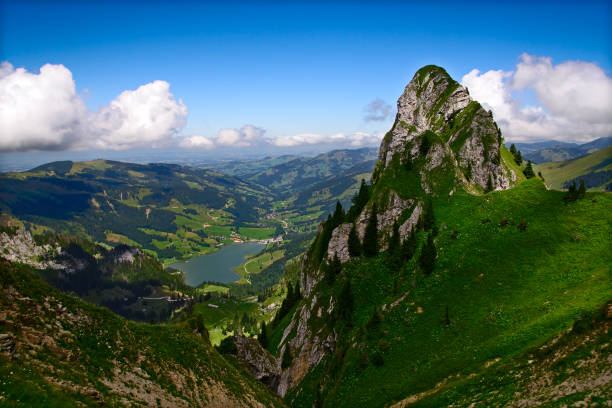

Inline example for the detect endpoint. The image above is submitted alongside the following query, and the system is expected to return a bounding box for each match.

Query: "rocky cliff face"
[274,65,519,398]
[276,293,337,396]
[231,335,281,391]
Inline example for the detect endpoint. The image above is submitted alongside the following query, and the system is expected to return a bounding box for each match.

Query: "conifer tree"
[419,233,436,275]
[258,321,268,348]
[386,221,402,270]
[347,179,370,221]
[293,281,301,301]
[312,214,334,265]
[324,254,342,284]
[348,224,361,257]
[509,144,517,156]
[420,132,431,156]
[523,160,535,179]
[387,221,400,255]
[515,150,523,165]
[405,156,413,171]
[337,280,354,324]
[423,199,435,232]
[331,254,342,279]
[567,181,577,200]
[332,200,345,227]
[353,179,370,209]
[578,179,586,198]
[486,174,494,193]
[363,204,378,257]
[286,282,294,302]
[401,230,417,261]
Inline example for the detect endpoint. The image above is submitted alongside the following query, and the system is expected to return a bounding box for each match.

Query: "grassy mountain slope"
[535,146,612,191]
[0,260,284,407]
[397,302,611,407]
[283,179,611,407]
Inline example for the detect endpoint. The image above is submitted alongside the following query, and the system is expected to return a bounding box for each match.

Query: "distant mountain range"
[0,149,379,264]
[508,136,612,163]
[238,147,378,196]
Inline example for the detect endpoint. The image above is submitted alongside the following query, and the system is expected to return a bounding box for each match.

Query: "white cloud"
[461,54,612,143]
[215,124,266,147]
[0,62,87,151]
[512,54,612,123]
[88,80,188,150]
[273,131,382,147]
[178,135,215,149]
[0,62,188,151]
[364,98,393,122]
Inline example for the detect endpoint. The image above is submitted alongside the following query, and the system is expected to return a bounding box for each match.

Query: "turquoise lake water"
[168,242,265,286]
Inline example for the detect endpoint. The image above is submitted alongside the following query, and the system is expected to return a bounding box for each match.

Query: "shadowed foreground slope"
[0,260,284,407]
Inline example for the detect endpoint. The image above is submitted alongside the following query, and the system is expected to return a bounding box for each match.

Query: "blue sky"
[0,0,611,161]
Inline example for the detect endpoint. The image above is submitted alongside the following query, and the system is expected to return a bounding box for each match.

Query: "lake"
[168,242,265,287]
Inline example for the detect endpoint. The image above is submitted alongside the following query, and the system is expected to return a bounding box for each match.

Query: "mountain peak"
[375,65,517,194]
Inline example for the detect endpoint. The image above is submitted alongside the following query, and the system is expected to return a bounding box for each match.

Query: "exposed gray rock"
[399,202,422,241]
[327,191,416,262]
[377,66,514,192]
[114,247,142,264]
[354,192,412,245]
[231,335,280,392]
[379,69,469,167]
[276,295,337,397]
[0,229,63,270]
[299,255,320,298]
[327,223,353,263]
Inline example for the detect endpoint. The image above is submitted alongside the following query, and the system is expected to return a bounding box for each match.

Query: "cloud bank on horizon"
[1,54,611,153]
[461,53,612,143]
[0,61,382,152]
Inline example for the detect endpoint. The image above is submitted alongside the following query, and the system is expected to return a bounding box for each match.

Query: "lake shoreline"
[168,242,266,287]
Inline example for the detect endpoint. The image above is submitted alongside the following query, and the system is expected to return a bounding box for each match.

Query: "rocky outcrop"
[376,65,515,192]
[327,192,419,262]
[326,66,517,265]
[276,294,337,397]
[379,72,469,167]
[327,223,353,263]
[0,229,63,269]
[114,247,142,264]
[231,335,280,391]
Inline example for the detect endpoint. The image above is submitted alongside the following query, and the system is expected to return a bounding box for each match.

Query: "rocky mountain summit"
[267,65,524,398]
[376,65,516,191]
[325,65,519,264]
